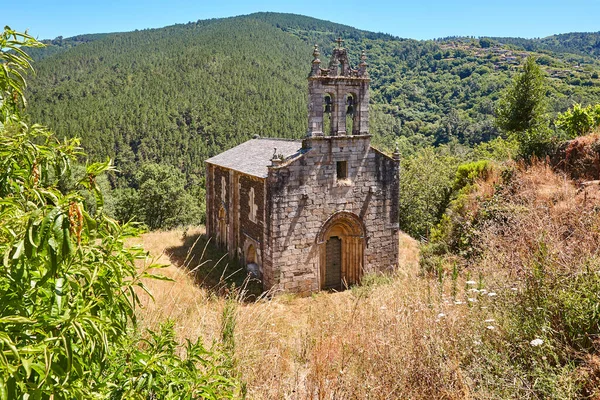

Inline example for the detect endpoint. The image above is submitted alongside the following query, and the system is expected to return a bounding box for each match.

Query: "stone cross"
[249,187,257,222]
[221,176,226,203]
[335,37,344,48]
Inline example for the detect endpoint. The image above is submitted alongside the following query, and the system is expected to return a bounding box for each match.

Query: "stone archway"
[317,211,366,290]
[245,243,259,277]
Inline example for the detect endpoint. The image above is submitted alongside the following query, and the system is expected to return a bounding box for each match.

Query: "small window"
[336,161,348,180]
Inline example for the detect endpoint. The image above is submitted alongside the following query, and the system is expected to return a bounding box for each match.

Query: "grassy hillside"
[24,13,600,191]
[133,156,600,398]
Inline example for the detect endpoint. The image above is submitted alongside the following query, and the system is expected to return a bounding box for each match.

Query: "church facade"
[205,43,399,294]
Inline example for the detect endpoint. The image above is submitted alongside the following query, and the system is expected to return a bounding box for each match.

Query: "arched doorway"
[245,244,259,277]
[317,212,365,290]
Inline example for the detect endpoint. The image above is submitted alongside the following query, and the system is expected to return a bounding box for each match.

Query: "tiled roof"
[205,138,303,178]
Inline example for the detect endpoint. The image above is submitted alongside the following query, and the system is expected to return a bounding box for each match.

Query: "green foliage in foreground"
[465,249,600,398]
[419,164,600,397]
[0,26,238,399]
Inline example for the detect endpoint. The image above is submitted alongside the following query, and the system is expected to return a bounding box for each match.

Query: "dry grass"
[126,160,600,398]
[130,227,224,342]
[131,228,498,399]
[473,161,600,284]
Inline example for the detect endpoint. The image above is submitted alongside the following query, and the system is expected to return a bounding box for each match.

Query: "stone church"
[205,42,399,294]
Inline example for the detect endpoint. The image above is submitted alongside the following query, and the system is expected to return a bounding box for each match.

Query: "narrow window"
[346,94,355,135]
[323,94,333,135]
[336,161,348,180]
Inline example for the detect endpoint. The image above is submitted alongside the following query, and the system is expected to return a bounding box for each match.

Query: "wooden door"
[325,236,342,289]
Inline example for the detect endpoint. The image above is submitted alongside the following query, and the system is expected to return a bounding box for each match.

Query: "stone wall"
[206,163,268,278]
[206,165,231,251]
[265,135,399,294]
[238,175,266,275]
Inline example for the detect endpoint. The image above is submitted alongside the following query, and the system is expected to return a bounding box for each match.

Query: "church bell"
[324,95,333,113]
[346,95,355,115]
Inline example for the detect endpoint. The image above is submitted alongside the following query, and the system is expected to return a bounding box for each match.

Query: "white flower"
[511,287,518,291]
[437,313,446,318]
[484,319,495,323]
[530,338,543,347]
[479,289,488,295]
[468,288,479,293]
[486,325,495,330]
[454,301,464,305]
[465,280,477,285]
[468,298,477,302]
[473,340,482,346]
[487,292,497,297]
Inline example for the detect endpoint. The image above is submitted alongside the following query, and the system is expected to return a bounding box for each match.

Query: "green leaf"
[54,277,64,313]
[21,358,32,379]
[0,316,34,324]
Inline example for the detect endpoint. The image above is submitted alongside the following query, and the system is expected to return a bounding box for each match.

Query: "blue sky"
[6,0,600,41]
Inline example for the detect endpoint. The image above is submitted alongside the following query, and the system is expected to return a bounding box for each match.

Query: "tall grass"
[135,161,600,398]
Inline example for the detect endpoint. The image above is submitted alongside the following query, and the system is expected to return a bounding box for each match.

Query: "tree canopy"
[495,56,548,134]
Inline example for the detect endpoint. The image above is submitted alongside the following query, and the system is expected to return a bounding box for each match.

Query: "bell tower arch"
[307,39,370,137]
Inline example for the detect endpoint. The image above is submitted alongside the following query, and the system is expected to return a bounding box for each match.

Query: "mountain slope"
[27,16,310,186]
[487,31,600,58]
[24,13,600,188]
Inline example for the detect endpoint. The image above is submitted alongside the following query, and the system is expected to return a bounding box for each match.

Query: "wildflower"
[466,280,477,285]
[530,338,543,347]
[437,313,446,318]
[486,325,495,330]
[479,289,488,295]
[484,319,495,323]
[487,292,497,297]
[468,288,479,293]
[511,287,518,291]
[468,298,477,302]
[454,301,464,305]
[473,340,482,346]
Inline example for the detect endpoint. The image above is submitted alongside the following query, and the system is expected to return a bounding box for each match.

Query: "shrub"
[556,103,600,138]
[0,26,238,399]
[398,147,460,238]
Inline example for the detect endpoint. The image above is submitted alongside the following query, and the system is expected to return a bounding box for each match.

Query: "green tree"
[495,56,554,158]
[479,37,493,48]
[495,56,547,134]
[135,163,201,230]
[398,147,459,238]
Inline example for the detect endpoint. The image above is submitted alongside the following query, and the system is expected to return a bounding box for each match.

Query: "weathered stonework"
[205,43,399,295]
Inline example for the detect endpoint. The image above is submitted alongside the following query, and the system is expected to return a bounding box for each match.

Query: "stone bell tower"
[307,39,370,137]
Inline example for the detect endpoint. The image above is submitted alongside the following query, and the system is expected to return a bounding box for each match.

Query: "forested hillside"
[486,31,600,58]
[23,13,600,207]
